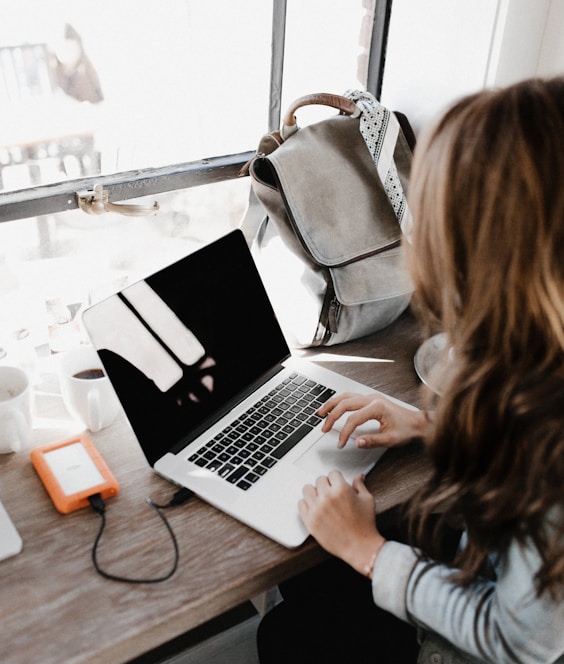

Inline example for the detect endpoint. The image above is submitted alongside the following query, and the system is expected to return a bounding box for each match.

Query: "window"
[0,0,390,356]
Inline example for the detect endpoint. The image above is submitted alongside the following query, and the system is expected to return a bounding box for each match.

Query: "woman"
[257,77,564,663]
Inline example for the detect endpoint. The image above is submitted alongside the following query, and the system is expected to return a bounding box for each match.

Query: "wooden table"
[0,309,431,664]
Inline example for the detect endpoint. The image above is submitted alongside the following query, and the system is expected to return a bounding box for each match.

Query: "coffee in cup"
[59,346,120,432]
[73,368,105,380]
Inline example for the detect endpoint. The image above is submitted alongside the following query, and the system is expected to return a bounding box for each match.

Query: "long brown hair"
[406,77,564,597]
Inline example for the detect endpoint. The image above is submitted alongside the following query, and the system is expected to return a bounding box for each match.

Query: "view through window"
[0,0,382,360]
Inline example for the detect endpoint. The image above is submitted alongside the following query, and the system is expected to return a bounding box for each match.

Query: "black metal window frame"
[0,0,392,224]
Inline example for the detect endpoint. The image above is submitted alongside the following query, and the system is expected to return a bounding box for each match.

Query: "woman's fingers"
[319,392,427,449]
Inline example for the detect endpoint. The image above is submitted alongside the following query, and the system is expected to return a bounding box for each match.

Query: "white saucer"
[414,333,448,394]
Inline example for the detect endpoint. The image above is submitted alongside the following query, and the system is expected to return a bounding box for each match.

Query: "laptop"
[82,229,411,548]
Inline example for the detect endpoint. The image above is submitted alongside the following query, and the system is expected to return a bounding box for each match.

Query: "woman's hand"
[318,392,428,449]
[298,471,385,576]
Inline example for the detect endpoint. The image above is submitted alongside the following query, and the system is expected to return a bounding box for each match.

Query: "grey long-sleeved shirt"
[372,524,564,663]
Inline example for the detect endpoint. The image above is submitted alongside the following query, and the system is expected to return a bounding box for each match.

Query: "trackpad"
[294,430,385,480]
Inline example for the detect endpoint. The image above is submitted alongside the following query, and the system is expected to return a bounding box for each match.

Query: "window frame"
[0,0,392,224]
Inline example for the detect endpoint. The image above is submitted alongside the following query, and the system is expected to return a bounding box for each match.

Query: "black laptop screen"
[83,230,291,466]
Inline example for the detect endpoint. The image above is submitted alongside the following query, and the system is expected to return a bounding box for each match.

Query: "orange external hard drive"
[30,434,119,514]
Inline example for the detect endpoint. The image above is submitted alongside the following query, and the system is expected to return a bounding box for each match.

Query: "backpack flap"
[266,114,402,266]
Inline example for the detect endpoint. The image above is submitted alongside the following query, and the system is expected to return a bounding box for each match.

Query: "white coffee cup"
[59,346,120,432]
[0,366,32,454]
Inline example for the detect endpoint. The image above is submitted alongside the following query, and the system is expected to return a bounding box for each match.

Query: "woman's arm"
[372,529,564,663]
[300,473,564,663]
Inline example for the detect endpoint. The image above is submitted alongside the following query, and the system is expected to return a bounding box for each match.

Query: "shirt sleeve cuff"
[371,540,419,622]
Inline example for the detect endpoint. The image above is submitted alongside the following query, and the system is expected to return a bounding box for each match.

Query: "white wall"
[381,0,564,133]
[538,0,564,77]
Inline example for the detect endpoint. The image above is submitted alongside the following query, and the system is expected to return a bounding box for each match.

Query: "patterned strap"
[344,90,413,236]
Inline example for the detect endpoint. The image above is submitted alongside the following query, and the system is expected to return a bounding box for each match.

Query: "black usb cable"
[88,487,194,584]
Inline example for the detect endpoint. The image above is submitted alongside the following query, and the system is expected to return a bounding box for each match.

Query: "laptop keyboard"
[188,372,335,490]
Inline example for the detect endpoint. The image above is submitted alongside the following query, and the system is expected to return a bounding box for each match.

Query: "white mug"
[0,366,32,454]
[59,346,120,432]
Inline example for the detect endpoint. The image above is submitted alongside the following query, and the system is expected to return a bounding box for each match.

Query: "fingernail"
[357,438,366,448]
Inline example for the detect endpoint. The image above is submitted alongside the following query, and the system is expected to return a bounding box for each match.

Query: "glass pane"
[281,0,372,125]
[0,0,272,192]
[0,178,250,357]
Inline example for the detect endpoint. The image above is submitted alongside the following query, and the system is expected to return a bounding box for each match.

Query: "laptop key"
[207,459,223,472]
[227,466,249,483]
[271,423,314,459]
[218,463,235,478]
[319,387,336,402]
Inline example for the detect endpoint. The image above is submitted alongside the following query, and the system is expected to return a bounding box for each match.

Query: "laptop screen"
[83,230,290,466]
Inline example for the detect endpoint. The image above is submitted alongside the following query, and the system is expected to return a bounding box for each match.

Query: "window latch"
[76,185,159,217]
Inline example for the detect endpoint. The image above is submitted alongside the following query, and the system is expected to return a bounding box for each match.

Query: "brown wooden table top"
[0,309,430,664]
